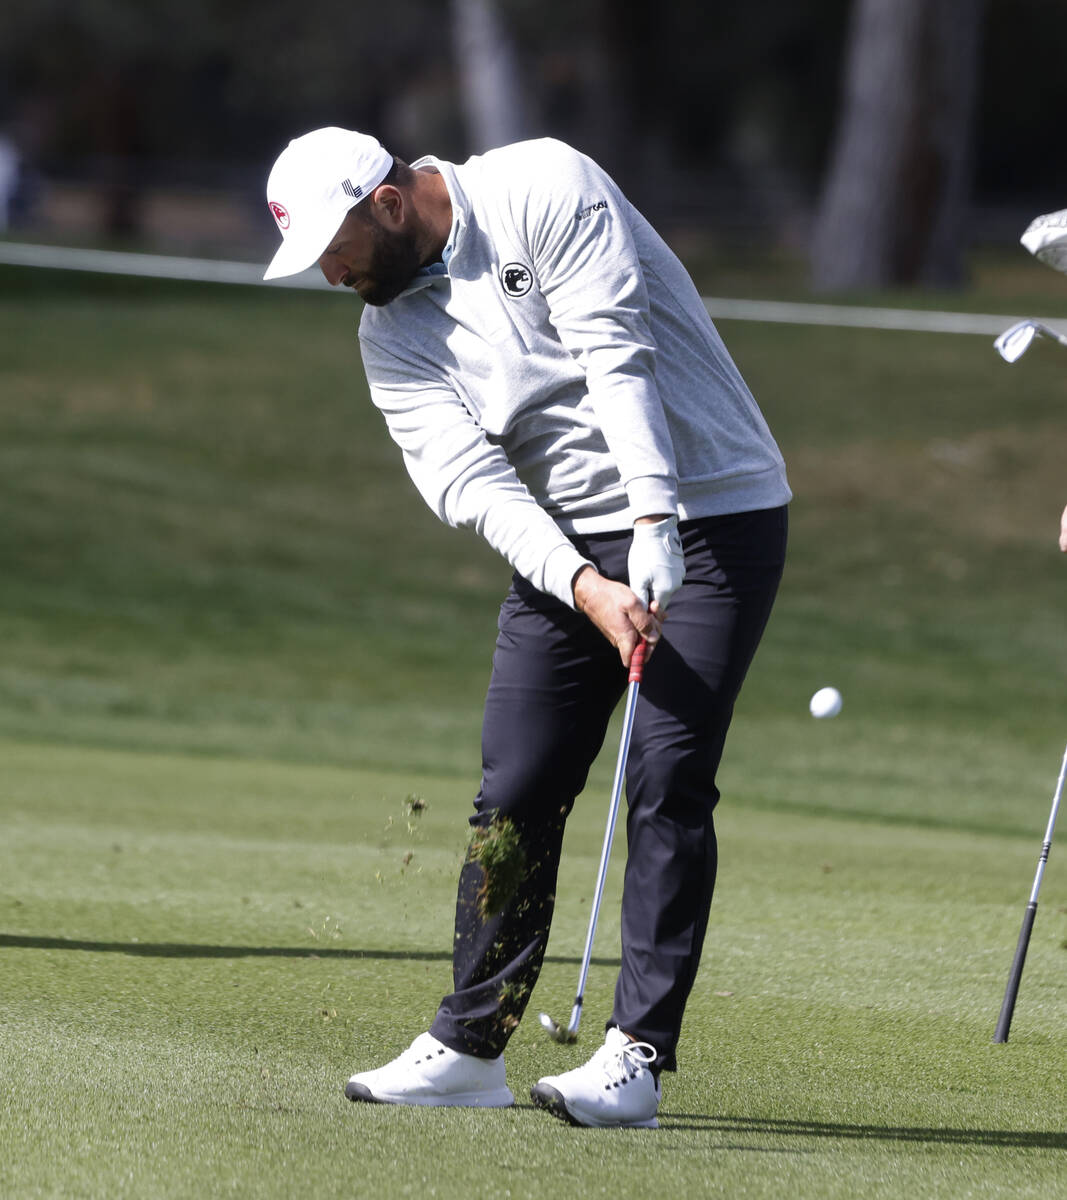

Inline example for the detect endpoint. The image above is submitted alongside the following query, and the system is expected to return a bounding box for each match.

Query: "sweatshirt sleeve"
[521,143,679,519]
[360,330,592,607]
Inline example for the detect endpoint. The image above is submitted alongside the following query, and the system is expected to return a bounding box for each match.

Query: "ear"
[368,184,404,229]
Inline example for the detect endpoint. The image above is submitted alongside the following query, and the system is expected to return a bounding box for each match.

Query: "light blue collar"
[416,205,458,279]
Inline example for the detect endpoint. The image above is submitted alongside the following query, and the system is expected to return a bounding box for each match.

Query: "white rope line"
[2,240,1063,335]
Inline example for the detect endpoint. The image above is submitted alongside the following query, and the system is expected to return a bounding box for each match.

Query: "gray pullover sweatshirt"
[359,138,790,607]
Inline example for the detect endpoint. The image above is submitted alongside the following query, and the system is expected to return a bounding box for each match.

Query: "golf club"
[539,638,647,1044]
[993,318,1067,363]
[992,738,1067,1043]
[1021,208,1067,274]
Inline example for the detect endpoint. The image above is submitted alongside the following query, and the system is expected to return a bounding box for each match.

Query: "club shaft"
[566,658,644,1034]
[992,740,1067,1043]
[1039,322,1067,350]
[1035,744,1067,885]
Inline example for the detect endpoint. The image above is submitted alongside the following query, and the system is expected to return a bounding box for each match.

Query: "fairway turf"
[1,264,1066,1197]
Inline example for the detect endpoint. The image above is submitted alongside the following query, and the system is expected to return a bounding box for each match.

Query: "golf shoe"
[531,1026,661,1128]
[344,1032,514,1107]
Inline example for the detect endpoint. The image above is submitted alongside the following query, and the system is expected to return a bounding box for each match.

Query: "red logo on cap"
[269,201,290,230]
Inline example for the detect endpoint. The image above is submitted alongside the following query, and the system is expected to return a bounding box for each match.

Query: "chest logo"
[500,263,533,298]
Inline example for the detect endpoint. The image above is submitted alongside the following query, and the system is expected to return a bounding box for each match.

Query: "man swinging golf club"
[263,127,790,1128]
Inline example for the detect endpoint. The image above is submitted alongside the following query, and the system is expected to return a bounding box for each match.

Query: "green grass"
[2,264,1066,1197]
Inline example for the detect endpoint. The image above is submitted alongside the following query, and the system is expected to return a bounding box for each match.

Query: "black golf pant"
[429,506,787,1072]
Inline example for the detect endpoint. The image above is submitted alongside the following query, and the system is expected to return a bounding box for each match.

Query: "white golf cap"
[263,127,393,280]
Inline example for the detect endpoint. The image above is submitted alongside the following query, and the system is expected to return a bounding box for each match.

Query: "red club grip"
[628,639,647,684]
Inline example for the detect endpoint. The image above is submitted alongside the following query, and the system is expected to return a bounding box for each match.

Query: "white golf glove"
[628,515,685,610]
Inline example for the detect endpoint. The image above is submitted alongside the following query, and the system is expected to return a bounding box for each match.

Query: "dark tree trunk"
[810,0,987,291]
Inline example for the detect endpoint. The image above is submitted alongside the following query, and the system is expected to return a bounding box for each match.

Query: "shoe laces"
[596,1036,657,1090]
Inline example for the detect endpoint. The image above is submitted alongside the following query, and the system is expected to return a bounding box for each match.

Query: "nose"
[319,254,346,287]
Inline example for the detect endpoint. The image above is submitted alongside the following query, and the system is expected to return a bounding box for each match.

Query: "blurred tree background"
[1,0,1065,288]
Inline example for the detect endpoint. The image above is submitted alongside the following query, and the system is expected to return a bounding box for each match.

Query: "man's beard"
[351,222,423,307]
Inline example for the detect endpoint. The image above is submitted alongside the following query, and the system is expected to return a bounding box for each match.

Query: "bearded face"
[340,217,424,307]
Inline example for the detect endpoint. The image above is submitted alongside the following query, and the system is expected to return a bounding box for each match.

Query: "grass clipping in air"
[468,815,526,919]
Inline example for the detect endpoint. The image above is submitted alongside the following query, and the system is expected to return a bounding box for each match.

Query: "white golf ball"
[809,686,843,719]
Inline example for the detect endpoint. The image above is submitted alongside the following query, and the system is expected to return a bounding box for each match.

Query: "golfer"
[263,127,791,1128]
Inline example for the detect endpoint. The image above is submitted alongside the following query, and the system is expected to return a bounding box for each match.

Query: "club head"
[994,320,1039,363]
[539,1012,578,1044]
[1022,209,1067,274]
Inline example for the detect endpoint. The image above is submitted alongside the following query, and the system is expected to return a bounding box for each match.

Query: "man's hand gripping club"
[572,514,685,667]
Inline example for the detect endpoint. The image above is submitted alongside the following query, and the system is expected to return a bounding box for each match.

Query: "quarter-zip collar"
[396,156,465,297]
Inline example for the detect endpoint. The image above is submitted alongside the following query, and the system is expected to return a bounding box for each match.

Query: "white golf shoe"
[531,1026,661,1128]
[344,1032,514,1107]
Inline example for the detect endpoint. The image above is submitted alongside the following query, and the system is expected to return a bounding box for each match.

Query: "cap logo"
[269,201,290,230]
[341,179,364,200]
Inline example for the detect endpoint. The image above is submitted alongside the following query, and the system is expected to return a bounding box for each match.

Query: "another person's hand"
[1060,504,1067,553]
[572,567,663,668]
[628,514,685,611]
